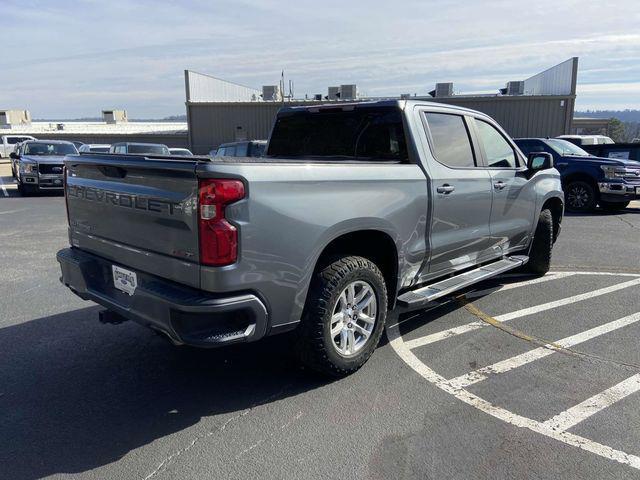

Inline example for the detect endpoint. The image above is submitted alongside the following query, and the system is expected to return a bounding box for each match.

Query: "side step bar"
[397,255,528,308]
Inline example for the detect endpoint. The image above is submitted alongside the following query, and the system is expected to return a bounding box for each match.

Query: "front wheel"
[565,181,596,212]
[525,208,554,276]
[599,200,629,211]
[295,255,388,377]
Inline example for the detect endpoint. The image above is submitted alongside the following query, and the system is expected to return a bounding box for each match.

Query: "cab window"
[475,120,517,168]
[423,112,476,168]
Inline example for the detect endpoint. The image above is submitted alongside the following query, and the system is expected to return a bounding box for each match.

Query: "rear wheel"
[565,181,596,212]
[525,208,553,276]
[599,200,629,211]
[295,255,387,377]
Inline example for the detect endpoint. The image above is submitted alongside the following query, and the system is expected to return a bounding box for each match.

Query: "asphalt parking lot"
[2,161,640,480]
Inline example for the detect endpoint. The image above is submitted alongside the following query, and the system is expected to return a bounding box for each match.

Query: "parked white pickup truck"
[0,135,36,157]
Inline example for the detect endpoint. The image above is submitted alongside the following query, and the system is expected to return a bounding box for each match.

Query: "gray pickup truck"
[57,100,563,376]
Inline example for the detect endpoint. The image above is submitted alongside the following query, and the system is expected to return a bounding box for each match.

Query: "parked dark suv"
[214,140,267,158]
[515,138,640,212]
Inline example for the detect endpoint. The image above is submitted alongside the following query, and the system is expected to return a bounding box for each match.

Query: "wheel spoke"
[359,313,375,324]
[356,290,374,311]
[339,329,348,352]
[338,291,348,310]
[354,284,370,304]
[347,330,356,354]
[331,314,344,337]
[347,283,356,305]
[353,323,370,339]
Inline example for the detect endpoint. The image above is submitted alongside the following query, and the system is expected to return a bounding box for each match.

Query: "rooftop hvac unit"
[102,109,127,124]
[261,85,280,101]
[313,94,323,101]
[400,93,412,100]
[328,86,340,100]
[502,81,524,96]
[435,83,453,97]
[340,84,357,100]
[0,109,31,128]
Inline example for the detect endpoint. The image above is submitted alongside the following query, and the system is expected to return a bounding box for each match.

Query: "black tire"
[18,182,34,196]
[295,255,388,377]
[564,181,596,212]
[599,200,629,211]
[525,209,553,276]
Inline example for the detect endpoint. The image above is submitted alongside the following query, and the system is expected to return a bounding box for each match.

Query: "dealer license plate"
[112,265,137,296]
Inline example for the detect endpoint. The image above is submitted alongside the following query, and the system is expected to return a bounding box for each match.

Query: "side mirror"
[9,152,19,159]
[527,152,553,172]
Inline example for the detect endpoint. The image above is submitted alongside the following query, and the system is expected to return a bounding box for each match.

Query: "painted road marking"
[388,271,640,471]
[542,373,640,432]
[464,271,575,299]
[448,312,640,388]
[0,175,7,197]
[404,276,640,350]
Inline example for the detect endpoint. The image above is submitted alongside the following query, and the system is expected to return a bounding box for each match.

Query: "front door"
[417,110,497,279]
[472,118,537,254]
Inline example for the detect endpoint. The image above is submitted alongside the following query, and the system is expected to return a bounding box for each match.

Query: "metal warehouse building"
[186,58,579,154]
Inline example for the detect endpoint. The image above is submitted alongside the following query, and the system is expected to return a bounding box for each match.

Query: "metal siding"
[187,96,574,154]
[185,71,260,103]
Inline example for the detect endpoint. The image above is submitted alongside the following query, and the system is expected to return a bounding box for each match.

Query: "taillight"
[198,178,245,266]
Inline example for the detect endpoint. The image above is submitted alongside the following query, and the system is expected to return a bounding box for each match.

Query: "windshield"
[267,106,408,161]
[546,139,591,157]
[23,142,77,156]
[128,144,169,154]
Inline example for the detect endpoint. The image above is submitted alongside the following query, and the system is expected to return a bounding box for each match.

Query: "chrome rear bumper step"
[397,255,529,308]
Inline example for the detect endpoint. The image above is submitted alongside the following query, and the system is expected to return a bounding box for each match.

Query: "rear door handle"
[493,181,506,190]
[436,184,455,194]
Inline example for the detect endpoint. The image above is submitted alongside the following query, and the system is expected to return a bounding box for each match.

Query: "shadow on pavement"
[0,306,324,480]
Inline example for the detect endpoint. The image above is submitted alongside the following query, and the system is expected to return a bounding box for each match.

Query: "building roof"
[6,121,187,136]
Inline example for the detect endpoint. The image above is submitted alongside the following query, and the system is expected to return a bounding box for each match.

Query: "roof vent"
[429,83,453,98]
[261,85,281,101]
[102,109,128,124]
[501,81,524,96]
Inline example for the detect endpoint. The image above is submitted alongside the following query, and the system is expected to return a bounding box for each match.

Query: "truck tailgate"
[65,155,202,288]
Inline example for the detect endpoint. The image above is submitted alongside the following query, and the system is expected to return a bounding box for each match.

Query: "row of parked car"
[4,132,640,212]
[5,138,195,195]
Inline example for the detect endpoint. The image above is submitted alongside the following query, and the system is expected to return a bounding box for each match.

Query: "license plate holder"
[112,265,137,296]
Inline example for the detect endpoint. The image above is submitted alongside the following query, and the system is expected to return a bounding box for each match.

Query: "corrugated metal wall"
[187,96,574,154]
[523,57,578,96]
[185,71,261,103]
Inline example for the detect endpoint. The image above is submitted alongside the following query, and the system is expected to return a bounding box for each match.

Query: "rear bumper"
[56,247,268,347]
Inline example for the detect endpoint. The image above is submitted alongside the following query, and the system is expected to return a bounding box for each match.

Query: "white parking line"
[405,277,640,350]
[465,272,575,299]
[388,323,640,470]
[448,312,640,388]
[0,175,8,197]
[543,373,640,433]
[389,271,640,471]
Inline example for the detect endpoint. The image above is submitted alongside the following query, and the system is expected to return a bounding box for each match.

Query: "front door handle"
[437,184,455,194]
[493,181,506,190]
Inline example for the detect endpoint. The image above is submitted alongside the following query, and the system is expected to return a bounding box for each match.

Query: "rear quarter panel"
[196,161,428,330]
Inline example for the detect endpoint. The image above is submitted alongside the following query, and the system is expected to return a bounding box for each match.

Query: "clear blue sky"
[2,0,639,118]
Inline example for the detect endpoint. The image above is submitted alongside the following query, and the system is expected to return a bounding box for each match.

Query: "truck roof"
[277,99,489,118]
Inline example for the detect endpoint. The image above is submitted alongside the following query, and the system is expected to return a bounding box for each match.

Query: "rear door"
[471,118,536,254]
[65,155,201,286]
[417,109,496,277]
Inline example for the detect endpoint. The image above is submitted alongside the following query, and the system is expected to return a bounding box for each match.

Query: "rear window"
[8,137,29,144]
[267,106,408,162]
[90,147,110,153]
